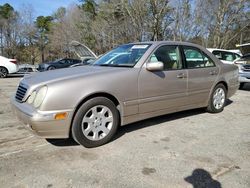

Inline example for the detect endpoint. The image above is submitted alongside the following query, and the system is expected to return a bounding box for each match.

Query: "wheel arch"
[216,81,228,91]
[0,66,9,77]
[0,66,9,73]
[69,92,122,137]
[206,80,228,107]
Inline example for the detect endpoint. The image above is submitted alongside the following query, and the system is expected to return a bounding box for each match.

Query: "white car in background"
[0,55,18,78]
[207,48,241,64]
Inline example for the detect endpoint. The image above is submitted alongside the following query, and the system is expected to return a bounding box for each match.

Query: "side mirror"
[146,61,164,71]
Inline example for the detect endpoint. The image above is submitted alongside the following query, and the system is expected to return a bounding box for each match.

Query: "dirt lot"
[0,76,250,188]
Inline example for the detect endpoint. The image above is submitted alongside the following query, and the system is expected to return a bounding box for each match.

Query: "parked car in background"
[234,43,250,89]
[17,64,38,74]
[69,41,97,61]
[69,41,97,67]
[11,41,239,148]
[234,54,250,89]
[0,55,18,78]
[38,41,98,71]
[207,48,241,64]
[37,58,83,71]
[69,57,96,68]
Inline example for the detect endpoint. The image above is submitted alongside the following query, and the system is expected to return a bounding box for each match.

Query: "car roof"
[130,41,202,46]
[207,48,242,55]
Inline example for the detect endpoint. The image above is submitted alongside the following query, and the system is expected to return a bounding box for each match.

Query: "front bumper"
[11,96,73,138]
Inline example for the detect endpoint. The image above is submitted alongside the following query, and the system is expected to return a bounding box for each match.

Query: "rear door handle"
[209,70,218,75]
[177,73,186,79]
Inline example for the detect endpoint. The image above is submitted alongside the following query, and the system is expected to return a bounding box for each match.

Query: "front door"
[138,45,188,114]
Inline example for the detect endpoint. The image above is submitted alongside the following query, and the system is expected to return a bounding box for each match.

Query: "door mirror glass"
[146,61,164,71]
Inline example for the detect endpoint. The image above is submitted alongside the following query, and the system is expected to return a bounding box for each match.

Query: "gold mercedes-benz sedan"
[11,41,239,147]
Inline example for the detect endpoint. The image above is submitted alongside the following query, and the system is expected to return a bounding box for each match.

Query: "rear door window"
[183,47,215,68]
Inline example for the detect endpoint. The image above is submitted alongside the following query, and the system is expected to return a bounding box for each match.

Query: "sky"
[0,0,79,17]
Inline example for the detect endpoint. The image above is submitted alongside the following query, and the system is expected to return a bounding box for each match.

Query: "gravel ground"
[0,76,249,188]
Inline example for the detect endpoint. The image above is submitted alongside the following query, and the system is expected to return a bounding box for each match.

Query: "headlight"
[27,91,36,104]
[33,86,47,108]
[27,86,47,108]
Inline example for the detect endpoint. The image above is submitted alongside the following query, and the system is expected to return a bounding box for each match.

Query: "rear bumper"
[11,96,73,138]
[8,63,19,74]
[239,72,250,83]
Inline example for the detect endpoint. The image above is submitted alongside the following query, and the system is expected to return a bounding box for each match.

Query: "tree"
[195,0,249,48]
[0,3,19,57]
[35,16,53,62]
[18,4,38,64]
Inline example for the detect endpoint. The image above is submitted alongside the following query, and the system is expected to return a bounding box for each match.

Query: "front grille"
[243,64,250,69]
[15,84,28,102]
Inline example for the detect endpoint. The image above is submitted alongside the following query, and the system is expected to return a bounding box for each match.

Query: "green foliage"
[0,3,14,19]
[36,16,53,32]
[80,0,97,19]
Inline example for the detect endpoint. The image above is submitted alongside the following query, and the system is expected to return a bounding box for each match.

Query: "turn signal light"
[55,112,67,120]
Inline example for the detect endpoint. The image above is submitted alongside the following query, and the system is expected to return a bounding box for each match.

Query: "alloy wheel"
[213,88,225,110]
[81,105,113,141]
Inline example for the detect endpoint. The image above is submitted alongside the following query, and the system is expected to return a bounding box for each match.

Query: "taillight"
[10,60,17,64]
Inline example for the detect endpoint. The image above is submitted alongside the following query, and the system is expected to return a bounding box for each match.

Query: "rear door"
[182,46,218,106]
[138,45,188,114]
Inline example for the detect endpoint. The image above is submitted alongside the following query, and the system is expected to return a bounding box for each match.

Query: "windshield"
[93,44,151,67]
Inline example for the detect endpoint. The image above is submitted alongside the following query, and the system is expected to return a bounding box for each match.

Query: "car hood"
[22,65,129,87]
[236,43,250,56]
[70,41,97,60]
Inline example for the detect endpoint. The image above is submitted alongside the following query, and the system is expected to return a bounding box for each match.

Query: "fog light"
[55,112,67,120]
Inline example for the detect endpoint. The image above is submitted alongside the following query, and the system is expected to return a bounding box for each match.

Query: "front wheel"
[207,84,227,113]
[72,97,119,148]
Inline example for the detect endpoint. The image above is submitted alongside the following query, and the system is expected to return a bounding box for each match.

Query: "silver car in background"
[11,41,239,147]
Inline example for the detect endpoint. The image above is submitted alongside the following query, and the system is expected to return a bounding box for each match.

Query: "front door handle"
[177,73,186,79]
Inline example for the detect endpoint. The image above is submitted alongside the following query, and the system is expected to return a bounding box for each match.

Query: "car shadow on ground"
[113,99,233,141]
[7,74,25,78]
[184,168,221,188]
[46,99,233,147]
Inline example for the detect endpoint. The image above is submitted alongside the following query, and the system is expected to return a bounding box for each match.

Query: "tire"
[207,84,227,113]
[239,83,245,90]
[0,67,8,78]
[47,66,56,70]
[72,97,119,148]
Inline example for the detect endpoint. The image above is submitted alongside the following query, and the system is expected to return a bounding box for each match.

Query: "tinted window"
[73,59,81,64]
[184,47,215,68]
[150,45,182,70]
[58,59,65,64]
[221,52,235,61]
[213,50,240,62]
[212,51,222,59]
[235,53,241,60]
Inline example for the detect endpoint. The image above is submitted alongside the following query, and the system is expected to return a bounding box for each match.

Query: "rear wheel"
[207,84,227,113]
[72,97,119,148]
[47,66,56,70]
[0,67,8,78]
